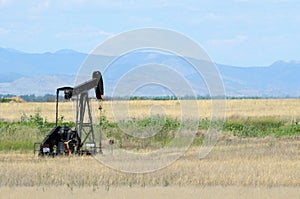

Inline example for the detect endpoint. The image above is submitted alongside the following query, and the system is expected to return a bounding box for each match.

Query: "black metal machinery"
[34,71,104,156]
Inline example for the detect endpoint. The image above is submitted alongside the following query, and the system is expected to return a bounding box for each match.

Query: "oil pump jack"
[35,71,104,156]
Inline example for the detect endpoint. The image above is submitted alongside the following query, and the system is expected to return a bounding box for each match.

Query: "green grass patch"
[1,112,300,151]
[223,117,300,138]
[101,115,181,149]
[0,110,75,152]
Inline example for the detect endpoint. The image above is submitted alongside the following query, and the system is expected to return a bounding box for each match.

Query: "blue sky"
[0,0,299,66]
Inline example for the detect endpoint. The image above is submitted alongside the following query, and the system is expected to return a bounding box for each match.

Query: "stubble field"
[1,99,300,198]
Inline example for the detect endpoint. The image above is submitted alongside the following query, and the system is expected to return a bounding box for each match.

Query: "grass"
[0,110,74,151]
[1,104,300,152]
[0,137,299,187]
[1,99,300,191]
[1,99,300,122]
[223,116,300,138]
[1,186,300,199]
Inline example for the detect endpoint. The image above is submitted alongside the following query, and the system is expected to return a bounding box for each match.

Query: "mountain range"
[0,47,299,98]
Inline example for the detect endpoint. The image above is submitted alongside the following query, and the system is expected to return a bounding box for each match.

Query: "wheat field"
[0,137,300,198]
[1,138,299,187]
[1,186,299,199]
[1,99,300,122]
[1,99,300,198]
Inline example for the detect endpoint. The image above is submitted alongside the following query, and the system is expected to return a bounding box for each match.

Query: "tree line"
[0,94,298,103]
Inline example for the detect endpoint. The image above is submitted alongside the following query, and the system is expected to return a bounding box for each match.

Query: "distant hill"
[0,47,299,97]
[0,47,86,76]
[218,60,300,97]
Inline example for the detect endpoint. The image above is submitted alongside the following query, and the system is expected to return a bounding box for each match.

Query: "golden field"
[1,99,300,122]
[1,186,300,199]
[1,138,300,187]
[0,137,300,198]
[1,99,300,198]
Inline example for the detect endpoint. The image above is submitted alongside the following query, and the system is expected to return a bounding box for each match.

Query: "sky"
[0,0,299,66]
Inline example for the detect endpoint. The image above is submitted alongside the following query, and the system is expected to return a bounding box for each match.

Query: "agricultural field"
[2,98,300,122]
[0,99,300,198]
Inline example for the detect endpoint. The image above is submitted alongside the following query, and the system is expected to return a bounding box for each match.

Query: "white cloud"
[206,35,247,47]
[35,0,50,11]
[31,0,50,13]
[0,0,14,7]
[234,0,294,3]
[98,30,113,36]
[0,27,11,35]
[56,0,203,10]
[129,16,153,24]
[55,27,113,39]
[59,0,127,9]
[188,12,226,25]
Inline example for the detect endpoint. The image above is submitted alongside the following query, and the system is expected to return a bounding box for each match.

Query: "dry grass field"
[0,137,300,198]
[1,99,300,122]
[1,138,300,187]
[1,99,300,198]
[1,186,299,199]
